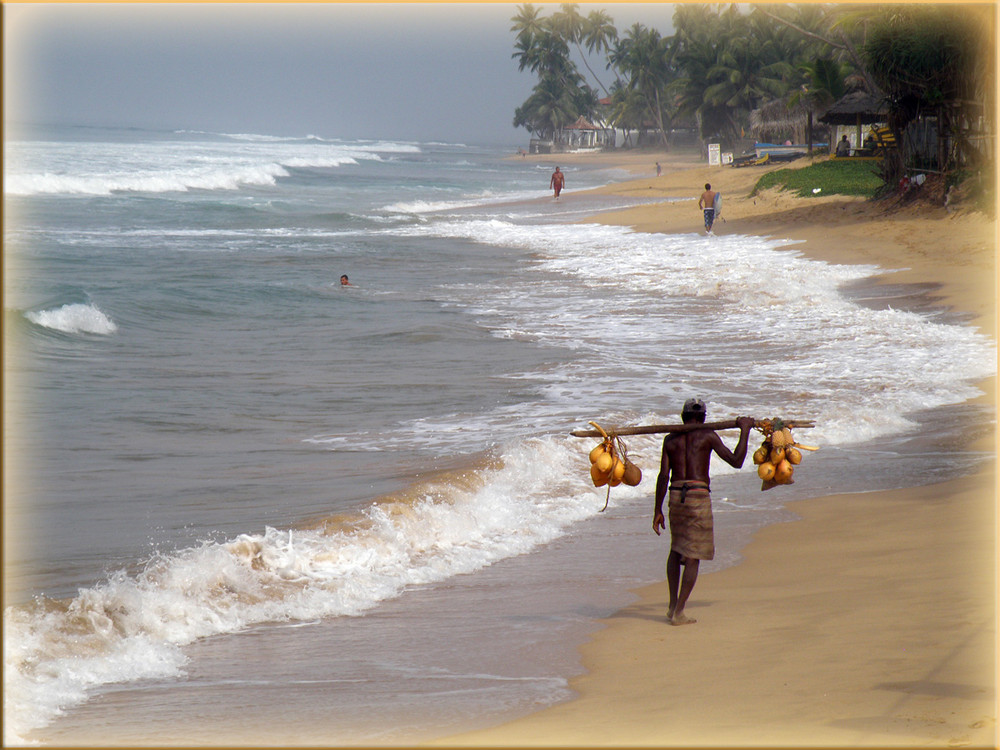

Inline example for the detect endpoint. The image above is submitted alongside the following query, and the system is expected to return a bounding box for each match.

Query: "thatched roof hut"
[819,90,889,145]
[749,97,828,144]
[818,90,889,126]
[751,98,805,141]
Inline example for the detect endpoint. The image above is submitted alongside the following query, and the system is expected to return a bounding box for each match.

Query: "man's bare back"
[652,405,754,625]
[660,430,728,484]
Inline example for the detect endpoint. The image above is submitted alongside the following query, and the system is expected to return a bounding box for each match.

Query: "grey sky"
[4,3,676,145]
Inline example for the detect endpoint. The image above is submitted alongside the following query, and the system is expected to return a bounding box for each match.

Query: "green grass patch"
[750,159,883,198]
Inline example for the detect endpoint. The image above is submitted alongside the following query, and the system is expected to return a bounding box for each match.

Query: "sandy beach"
[430,150,997,748]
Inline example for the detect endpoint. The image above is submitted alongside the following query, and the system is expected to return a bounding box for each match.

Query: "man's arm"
[653,437,671,535]
[711,416,755,468]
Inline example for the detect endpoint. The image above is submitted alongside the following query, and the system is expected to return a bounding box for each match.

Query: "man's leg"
[666,549,682,620]
[672,556,700,625]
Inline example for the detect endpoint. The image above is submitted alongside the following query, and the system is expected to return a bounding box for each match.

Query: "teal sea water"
[3,125,995,744]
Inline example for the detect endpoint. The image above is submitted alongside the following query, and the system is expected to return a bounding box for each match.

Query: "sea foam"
[2,436,614,743]
[25,303,117,335]
[4,138,414,197]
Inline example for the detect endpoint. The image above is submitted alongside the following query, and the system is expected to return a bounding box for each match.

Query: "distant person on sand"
[340,274,352,286]
[652,399,754,625]
[656,161,662,177]
[698,183,718,235]
[550,166,565,199]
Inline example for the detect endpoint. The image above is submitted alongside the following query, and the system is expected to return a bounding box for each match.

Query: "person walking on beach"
[655,161,662,177]
[698,183,717,235]
[652,399,754,625]
[550,166,565,199]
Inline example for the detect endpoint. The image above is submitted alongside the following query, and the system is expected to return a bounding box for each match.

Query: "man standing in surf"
[550,166,565,199]
[652,400,754,625]
[698,183,718,234]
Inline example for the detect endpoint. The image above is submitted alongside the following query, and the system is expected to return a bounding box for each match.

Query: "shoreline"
[430,151,997,747]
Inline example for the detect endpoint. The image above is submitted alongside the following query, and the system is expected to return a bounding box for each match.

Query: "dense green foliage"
[509,3,995,187]
[751,160,884,198]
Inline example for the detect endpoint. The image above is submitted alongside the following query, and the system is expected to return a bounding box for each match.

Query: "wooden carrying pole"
[570,419,814,438]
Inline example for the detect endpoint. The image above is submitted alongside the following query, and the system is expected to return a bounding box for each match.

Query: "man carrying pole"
[652,399,755,625]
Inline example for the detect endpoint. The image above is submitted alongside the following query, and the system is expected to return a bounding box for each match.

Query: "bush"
[751,159,884,198]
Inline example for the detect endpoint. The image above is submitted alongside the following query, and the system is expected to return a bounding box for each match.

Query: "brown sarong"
[668,482,714,560]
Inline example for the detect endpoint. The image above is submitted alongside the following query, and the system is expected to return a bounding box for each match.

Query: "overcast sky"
[3,3,677,145]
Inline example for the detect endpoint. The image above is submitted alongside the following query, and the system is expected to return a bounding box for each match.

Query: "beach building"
[819,90,890,156]
[559,116,613,150]
[530,116,614,154]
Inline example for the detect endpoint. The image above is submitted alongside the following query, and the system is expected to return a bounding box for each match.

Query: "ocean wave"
[366,219,995,450]
[25,303,117,335]
[379,190,544,215]
[5,138,420,197]
[2,436,611,744]
[174,130,423,153]
[5,163,291,197]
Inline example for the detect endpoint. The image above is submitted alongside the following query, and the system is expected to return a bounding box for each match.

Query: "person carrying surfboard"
[698,183,719,235]
[652,399,755,625]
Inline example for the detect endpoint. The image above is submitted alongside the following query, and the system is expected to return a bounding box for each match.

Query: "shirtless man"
[550,166,565,199]
[698,183,717,234]
[652,399,754,625]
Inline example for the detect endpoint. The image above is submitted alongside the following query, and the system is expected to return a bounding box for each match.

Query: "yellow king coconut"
[773,459,794,484]
[785,446,802,465]
[589,442,610,464]
[590,462,611,487]
[757,462,776,481]
[610,458,626,485]
[752,444,769,465]
[769,445,786,464]
[594,451,614,473]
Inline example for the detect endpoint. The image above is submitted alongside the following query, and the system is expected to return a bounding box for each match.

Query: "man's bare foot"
[670,612,697,626]
[666,606,676,621]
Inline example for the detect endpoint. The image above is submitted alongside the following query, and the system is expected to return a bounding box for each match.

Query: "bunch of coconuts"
[589,437,642,488]
[585,421,642,492]
[752,419,816,491]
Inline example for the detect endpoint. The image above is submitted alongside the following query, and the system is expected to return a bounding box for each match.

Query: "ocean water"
[3,126,996,745]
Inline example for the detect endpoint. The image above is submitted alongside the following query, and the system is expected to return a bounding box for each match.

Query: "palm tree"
[605,81,647,147]
[510,3,546,45]
[583,9,619,87]
[610,24,674,149]
[513,75,579,139]
[551,3,614,97]
[862,4,994,177]
[785,56,850,152]
[669,4,729,145]
[704,22,795,144]
[512,26,576,87]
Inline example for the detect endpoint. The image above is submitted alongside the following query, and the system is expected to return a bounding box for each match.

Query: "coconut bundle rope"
[585,421,642,512]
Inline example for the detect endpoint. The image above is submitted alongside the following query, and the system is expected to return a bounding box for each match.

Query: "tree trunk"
[653,89,670,151]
